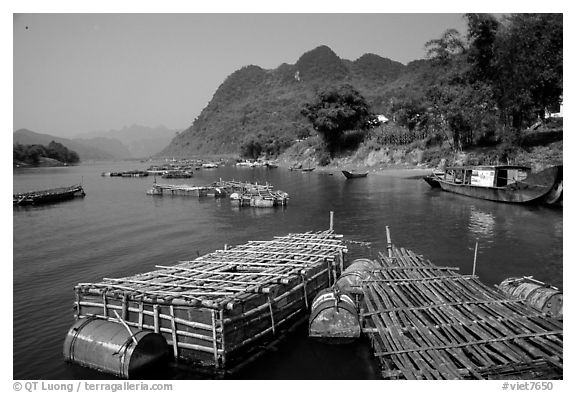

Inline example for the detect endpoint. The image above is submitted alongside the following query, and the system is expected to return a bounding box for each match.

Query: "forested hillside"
[160,14,562,168]
[159,45,407,156]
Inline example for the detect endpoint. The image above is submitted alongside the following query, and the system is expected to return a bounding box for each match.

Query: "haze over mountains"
[159,45,436,157]
[14,125,179,160]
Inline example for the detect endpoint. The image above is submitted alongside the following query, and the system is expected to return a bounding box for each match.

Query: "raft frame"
[74,229,346,373]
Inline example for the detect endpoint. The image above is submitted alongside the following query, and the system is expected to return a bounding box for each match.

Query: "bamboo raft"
[72,229,346,374]
[360,247,563,380]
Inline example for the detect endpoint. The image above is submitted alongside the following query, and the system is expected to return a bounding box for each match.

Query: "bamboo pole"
[138,303,144,329]
[472,241,479,276]
[268,296,276,335]
[219,309,227,367]
[102,293,108,317]
[113,311,138,345]
[153,304,160,333]
[386,226,392,258]
[211,310,219,366]
[330,211,334,231]
[121,294,128,320]
[169,305,179,359]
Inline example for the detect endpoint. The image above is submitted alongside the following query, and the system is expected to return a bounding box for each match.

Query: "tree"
[425,28,467,65]
[491,14,563,129]
[301,84,375,155]
[466,13,500,81]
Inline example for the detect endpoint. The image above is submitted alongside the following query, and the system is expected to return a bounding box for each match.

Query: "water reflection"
[469,206,496,240]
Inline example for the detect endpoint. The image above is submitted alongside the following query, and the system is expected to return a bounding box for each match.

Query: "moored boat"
[422,170,445,188]
[14,184,86,206]
[342,170,368,179]
[435,165,559,203]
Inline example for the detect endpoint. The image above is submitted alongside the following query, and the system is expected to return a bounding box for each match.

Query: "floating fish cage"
[71,230,346,375]
[146,184,209,197]
[230,190,289,208]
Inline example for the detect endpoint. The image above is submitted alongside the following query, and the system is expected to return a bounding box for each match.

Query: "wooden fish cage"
[230,189,289,208]
[72,229,346,374]
[147,180,287,202]
[360,245,563,380]
[147,183,210,197]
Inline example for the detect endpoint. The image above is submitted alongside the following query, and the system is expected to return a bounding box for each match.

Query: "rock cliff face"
[159,45,410,157]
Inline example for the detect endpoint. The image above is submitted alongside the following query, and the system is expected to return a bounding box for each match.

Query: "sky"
[13,13,471,138]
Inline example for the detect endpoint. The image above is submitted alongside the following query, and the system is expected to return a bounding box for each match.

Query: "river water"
[12,162,563,380]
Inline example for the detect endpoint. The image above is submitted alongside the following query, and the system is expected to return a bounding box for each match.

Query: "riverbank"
[276,133,563,176]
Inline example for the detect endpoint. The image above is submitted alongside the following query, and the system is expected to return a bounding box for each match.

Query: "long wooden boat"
[435,165,559,203]
[71,230,347,375]
[13,184,85,206]
[342,170,368,179]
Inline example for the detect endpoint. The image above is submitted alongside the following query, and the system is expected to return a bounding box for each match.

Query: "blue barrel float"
[335,258,380,295]
[498,276,563,318]
[308,287,360,344]
[63,317,170,378]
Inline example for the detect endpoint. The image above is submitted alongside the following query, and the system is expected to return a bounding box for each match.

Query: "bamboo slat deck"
[361,247,563,380]
[74,230,346,372]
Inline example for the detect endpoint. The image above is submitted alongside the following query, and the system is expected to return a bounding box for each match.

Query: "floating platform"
[147,183,210,197]
[13,184,85,206]
[71,230,347,375]
[147,179,289,206]
[102,171,148,177]
[360,247,563,379]
[230,189,289,208]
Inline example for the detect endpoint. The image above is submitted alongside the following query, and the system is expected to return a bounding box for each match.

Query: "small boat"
[435,165,559,203]
[342,170,368,179]
[202,163,218,169]
[300,167,315,172]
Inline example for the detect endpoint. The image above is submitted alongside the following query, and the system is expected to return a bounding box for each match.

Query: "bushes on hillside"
[13,141,80,165]
[240,134,293,159]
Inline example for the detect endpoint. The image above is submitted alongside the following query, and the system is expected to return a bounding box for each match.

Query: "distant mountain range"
[78,125,179,158]
[13,125,179,160]
[159,45,437,156]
